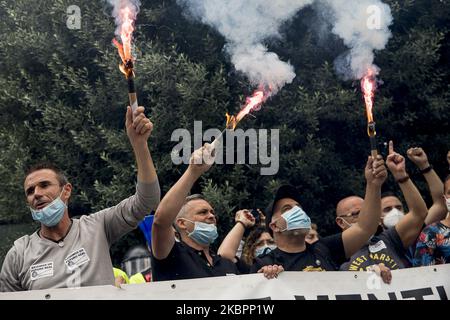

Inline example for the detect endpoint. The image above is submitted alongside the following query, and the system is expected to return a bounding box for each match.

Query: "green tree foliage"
[0,0,448,265]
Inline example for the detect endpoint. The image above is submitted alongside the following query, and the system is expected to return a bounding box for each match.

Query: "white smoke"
[318,0,393,79]
[177,0,315,93]
[177,0,393,86]
[108,0,141,37]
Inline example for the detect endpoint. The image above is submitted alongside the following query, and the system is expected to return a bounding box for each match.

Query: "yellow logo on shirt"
[302,266,325,272]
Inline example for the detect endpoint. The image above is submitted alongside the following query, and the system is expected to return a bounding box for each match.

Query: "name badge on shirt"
[30,262,54,281]
[64,248,90,270]
[369,240,387,253]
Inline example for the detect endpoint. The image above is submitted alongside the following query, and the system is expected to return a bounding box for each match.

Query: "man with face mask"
[152,145,283,281]
[250,155,388,273]
[340,141,428,272]
[379,147,448,266]
[0,106,160,292]
[380,192,406,229]
[413,175,450,266]
[151,144,238,281]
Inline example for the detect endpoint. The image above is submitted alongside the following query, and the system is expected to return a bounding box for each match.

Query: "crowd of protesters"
[0,106,449,292]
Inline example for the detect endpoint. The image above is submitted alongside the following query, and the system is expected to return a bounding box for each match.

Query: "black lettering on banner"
[367,294,378,300]
[358,292,398,300]
[336,295,362,300]
[388,292,398,300]
[436,286,448,300]
[401,288,434,300]
[295,295,330,300]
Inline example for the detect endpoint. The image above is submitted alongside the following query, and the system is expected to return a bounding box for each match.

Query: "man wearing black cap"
[250,155,387,272]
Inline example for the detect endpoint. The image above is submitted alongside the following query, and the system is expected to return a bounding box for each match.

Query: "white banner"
[1,264,449,300]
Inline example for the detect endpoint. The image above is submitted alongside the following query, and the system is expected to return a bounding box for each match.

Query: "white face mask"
[383,208,404,228]
[340,218,354,229]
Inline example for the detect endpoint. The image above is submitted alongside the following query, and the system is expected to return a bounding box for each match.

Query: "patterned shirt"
[413,222,450,266]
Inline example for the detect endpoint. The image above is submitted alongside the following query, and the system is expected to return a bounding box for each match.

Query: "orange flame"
[112,6,136,78]
[226,88,271,130]
[362,69,376,124]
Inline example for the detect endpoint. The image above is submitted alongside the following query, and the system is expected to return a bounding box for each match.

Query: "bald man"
[336,196,365,231]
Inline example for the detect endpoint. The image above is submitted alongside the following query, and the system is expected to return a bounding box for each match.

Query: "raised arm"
[102,106,161,244]
[218,210,255,262]
[152,144,214,259]
[127,106,158,184]
[387,141,428,248]
[342,155,387,258]
[407,147,446,225]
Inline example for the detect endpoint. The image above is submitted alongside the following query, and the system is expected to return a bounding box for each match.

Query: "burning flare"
[226,88,271,130]
[110,1,139,78]
[112,38,134,78]
[361,68,379,158]
[361,69,377,137]
[109,0,141,116]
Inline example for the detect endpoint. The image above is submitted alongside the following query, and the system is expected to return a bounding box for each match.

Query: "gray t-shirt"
[0,180,160,292]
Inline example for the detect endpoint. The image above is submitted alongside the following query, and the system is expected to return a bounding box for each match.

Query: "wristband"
[396,175,410,184]
[236,220,246,229]
[420,165,433,174]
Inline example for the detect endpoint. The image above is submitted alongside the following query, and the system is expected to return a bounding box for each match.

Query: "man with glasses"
[335,196,364,231]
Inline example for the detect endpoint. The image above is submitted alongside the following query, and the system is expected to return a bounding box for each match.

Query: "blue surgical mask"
[255,244,277,257]
[183,219,218,246]
[280,206,311,232]
[30,190,67,227]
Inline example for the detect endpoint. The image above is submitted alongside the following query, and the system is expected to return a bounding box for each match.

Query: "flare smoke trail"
[177,0,315,94]
[318,0,393,79]
[177,0,393,84]
[108,0,141,41]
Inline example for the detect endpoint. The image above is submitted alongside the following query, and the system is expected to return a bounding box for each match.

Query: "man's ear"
[335,217,345,231]
[62,183,72,201]
[176,218,188,232]
[269,221,279,233]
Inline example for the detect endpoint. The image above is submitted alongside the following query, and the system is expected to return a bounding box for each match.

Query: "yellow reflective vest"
[113,267,129,284]
[129,273,146,284]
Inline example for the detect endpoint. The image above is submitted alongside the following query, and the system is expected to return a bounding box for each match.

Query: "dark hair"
[241,226,271,266]
[444,175,450,192]
[381,191,398,199]
[25,163,68,186]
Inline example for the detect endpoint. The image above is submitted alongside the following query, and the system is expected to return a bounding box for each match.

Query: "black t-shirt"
[151,241,240,281]
[250,233,346,272]
[340,227,409,271]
